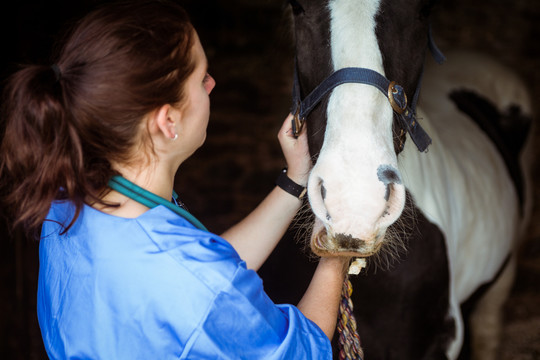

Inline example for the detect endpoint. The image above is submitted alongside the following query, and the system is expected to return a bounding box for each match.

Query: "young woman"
[0,1,349,358]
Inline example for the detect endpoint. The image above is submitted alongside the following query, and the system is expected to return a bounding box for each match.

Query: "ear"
[151,104,179,140]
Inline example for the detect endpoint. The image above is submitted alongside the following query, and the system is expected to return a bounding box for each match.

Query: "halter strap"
[291,24,445,153]
[108,175,208,231]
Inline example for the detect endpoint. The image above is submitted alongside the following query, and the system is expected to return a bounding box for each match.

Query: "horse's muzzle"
[311,229,383,257]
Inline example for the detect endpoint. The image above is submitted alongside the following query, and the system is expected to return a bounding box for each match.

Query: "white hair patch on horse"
[328,0,383,71]
[307,0,405,250]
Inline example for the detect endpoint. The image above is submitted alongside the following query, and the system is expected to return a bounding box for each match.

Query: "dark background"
[1,0,538,359]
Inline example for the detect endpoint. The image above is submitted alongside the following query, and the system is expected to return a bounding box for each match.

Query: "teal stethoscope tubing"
[108,175,208,231]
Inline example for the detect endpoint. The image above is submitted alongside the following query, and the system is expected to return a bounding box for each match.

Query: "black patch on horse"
[288,1,333,159]
[375,0,440,154]
[259,193,457,360]
[449,89,531,214]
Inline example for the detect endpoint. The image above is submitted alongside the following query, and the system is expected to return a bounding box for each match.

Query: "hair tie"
[51,64,62,82]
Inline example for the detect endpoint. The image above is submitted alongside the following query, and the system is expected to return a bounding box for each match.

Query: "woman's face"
[178,32,216,155]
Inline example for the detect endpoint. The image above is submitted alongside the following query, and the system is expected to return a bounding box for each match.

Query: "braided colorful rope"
[337,277,364,360]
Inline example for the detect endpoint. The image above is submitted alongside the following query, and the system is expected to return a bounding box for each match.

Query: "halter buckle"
[388,81,408,115]
[292,103,305,137]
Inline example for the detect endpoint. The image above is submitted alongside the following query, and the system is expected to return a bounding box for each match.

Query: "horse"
[257,1,535,359]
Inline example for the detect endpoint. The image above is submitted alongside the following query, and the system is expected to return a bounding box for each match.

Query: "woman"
[0,1,349,358]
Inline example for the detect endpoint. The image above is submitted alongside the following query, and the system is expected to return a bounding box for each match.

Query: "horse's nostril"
[378,167,401,185]
[377,165,402,201]
[384,184,391,201]
[319,181,331,221]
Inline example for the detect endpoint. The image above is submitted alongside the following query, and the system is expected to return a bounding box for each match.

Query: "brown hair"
[0,0,196,237]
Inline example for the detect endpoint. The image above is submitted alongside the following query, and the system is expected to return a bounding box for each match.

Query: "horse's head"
[288,0,439,258]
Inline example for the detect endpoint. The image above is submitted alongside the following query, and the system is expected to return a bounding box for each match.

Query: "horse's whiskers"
[366,198,416,271]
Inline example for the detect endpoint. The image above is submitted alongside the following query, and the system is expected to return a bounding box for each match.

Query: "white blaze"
[308,0,405,242]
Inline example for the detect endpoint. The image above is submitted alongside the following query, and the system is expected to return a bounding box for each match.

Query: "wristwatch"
[275,168,307,199]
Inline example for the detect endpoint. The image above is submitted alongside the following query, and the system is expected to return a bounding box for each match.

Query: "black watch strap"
[275,168,307,199]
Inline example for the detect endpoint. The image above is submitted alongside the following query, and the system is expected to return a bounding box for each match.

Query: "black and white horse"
[259,1,534,359]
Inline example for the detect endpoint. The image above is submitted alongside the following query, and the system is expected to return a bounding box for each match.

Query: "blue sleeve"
[181,265,332,360]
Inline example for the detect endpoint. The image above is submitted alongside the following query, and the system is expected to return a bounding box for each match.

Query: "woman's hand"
[277,113,311,186]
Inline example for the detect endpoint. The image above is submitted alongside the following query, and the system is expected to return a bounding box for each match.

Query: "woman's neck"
[96,161,179,218]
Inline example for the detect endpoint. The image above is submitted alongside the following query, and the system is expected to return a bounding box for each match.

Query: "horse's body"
[259,1,534,359]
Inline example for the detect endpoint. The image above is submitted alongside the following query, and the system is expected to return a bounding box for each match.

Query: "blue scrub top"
[38,201,331,359]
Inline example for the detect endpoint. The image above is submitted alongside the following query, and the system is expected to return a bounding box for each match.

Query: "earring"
[172,133,178,141]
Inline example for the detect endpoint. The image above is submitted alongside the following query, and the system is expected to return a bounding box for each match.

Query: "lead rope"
[337,276,364,360]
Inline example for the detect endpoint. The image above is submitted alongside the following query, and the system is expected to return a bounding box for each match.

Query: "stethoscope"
[108,175,208,231]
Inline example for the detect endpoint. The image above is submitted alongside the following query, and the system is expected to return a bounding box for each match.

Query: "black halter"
[291,26,445,153]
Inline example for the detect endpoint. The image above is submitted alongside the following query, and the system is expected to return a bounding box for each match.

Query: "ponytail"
[1,65,85,237]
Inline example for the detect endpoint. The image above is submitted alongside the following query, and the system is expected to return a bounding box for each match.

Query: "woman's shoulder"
[135,205,246,288]
[134,204,240,260]
[43,200,244,290]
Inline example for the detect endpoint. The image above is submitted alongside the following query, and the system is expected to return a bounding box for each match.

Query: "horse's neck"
[398,103,518,302]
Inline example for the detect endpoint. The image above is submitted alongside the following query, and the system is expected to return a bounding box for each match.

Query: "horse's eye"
[289,0,305,15]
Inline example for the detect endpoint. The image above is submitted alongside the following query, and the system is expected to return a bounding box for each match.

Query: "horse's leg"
[468,255,516,360]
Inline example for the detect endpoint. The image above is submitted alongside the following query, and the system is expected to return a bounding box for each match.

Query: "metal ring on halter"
[387,81,408,115]
[292,103,305,137]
